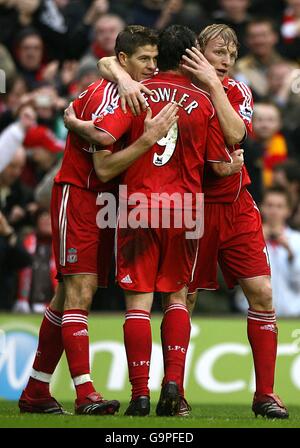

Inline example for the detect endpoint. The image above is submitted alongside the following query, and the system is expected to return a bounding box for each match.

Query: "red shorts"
[189,189,271,292]
[116,211,198,292]
[51,183,114,285]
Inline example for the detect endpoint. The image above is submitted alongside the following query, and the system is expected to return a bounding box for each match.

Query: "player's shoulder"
[227,77,253,99]
[76,78,119,119]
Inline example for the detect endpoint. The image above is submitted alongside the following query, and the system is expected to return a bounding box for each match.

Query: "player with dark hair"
[19,25,178,416]
[65,24,232,417]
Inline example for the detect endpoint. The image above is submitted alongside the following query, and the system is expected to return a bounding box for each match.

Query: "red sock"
[161,304,191,396]
[123,309,151,400]
[62,309,95,400]
[247,308,277,395]
[25,307,63,398]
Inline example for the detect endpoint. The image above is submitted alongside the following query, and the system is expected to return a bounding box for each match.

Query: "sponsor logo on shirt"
[239,104,253,121]
[105,104,115,114]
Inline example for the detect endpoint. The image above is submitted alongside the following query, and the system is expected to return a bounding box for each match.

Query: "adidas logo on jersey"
[121,274,133,284]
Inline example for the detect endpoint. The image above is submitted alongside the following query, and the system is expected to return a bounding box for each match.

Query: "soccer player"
[19,26,178,416]
[66,24,232,416]
[181,24,289,419]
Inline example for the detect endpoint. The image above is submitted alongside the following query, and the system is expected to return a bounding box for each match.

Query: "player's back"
[122,72,217,203]
[55,79,119,192]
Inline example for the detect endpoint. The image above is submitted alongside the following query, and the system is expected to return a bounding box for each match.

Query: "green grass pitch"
[0,401,300,428]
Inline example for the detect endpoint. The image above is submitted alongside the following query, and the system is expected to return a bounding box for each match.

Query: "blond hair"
[199,24,238,51]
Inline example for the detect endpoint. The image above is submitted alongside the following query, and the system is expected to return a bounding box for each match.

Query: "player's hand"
[143,102,179,146]
[118,79,153,116]
[230,149,244,174]
[182,47,219,88]
[63,102,76,130]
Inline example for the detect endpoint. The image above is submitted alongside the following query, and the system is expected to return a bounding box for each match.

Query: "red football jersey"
[203,77,254,203]
[94,72,231,208]
[55,79,119,192]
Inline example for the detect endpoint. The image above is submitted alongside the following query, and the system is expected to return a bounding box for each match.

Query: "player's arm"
[93,103,179,183]
[182,47,246,145]
[210,149,244,177]
[63,102,114,146]
[97,56,153,116]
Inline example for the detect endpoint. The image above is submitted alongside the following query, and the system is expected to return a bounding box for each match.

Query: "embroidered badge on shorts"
[67,247,78,263]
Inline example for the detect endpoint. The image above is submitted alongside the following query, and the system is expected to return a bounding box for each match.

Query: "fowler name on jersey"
[147,86,199,115]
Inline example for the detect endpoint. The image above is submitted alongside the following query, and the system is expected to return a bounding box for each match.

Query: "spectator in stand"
[33,84,68,138]
[169,2,208,33]
[234,17,284,99]
[69,60,99,99]
[13,28,46,90]
[273,160,300,229]
[0,210,32,310]
[129,0,183,30]
[14,208,57,314]
[0,76,28,133]
[265,61,300,132]
[0,146,37,232]
[0,103,36,173]
[243,101,296,204]
[212,0,252,57]
[235,186,300,316]
[79,14,125,68]
[250,102,290,187]
[23,124,64,188]
[280,0,300,60]
[0,0,40,49]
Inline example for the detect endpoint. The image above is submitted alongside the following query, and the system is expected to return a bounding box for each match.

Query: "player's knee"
[165,286,187,307]
[250,281,273,310]
[64,276,97,310]
[186,292,197,314]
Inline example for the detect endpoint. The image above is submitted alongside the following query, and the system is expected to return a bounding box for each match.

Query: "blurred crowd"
[1,0,300,316]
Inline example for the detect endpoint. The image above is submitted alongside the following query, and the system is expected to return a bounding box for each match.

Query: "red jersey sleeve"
[227,80,253,135]
[93,105,133,142]
[206,114,232,163]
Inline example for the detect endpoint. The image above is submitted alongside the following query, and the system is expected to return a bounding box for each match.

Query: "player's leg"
[156,222,197,416]
[157,286,191,416]
[220,190,288,418]
[117,225,157,416]
[62,273,119,415]
[239,275,288,419]
[186,202,220,316]
[19,282,68,414]
[123,291,153,416]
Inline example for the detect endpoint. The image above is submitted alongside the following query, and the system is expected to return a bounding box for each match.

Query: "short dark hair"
[263,186,292,208]
[246,17,279,34]
[115,25,158,58]
[157,25,198,71]
[15,27,43,46]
